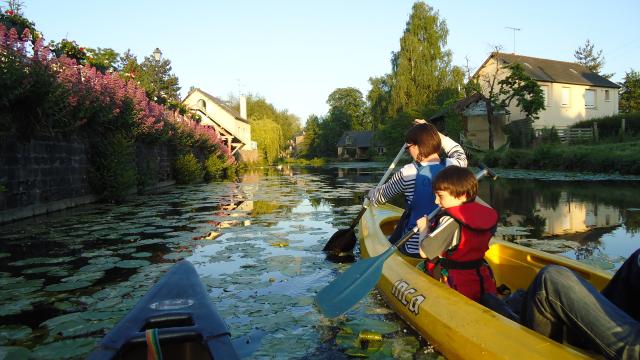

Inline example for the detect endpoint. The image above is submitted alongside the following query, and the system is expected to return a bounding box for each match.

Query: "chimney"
[240,96,247,120]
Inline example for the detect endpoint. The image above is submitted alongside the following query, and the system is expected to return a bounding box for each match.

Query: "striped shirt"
[368,135,467,255]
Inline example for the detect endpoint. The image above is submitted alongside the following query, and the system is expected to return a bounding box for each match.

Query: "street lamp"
[153,47,162,61]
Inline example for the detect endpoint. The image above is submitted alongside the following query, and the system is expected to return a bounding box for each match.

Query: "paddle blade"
[322,228,356,253]
[315,247,394,318]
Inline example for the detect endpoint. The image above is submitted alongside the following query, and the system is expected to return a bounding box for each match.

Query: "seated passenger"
[368,121,466,258]
[416,166,498,302]
[520,249,640,359]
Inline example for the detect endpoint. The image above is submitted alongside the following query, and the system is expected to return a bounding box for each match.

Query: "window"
[197,99,206,110]
[561,87,571,107]
[585,89,596,108]
[345,136,353,145]
[605,89,611,101]
[540,85,549,106]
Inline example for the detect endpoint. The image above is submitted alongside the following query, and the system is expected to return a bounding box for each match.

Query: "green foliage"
[89,133,138,203]
[498,63,546,120]
[250,117,282,164]
[388,2,461,116]
[135,54,180,103]
[85,47,119,73]
[620,69,640,114]
[0,43,74,140]
[327,87,369,130]
[537,127,561,145]
[574,39,613,79]
[0,182,6,193]
[231,94,301,156]
[204,153,232,181]
[50,39,87,62]
[0,3,39,41]
[482,141,640,174]
[137,156,158,193]
[377,111,419,154]
[571,112,640,138]
[367,75,392,131]
[173,153,203,184]
[502,118,534,148]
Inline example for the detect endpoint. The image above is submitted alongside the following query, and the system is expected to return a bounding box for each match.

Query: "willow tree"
[250,117,282,164]
[388,2,458,116]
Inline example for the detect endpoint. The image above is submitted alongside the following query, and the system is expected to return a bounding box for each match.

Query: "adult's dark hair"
[405,123,441,160]
[432,166,477,200]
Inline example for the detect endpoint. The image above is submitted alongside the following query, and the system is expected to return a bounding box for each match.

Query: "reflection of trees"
[518,214,546,238]
[251,201,283,216]
[623,210,640,235]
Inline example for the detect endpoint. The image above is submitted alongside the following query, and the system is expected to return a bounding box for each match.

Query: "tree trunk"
[485,99,495,150]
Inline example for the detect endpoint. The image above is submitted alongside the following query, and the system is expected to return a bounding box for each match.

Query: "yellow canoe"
[359,204,613,360]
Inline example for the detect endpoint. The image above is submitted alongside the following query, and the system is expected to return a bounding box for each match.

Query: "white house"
[182,88,258,157]
[467,52,621,148]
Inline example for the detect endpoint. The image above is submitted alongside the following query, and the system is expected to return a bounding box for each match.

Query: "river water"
[1,163,639,359]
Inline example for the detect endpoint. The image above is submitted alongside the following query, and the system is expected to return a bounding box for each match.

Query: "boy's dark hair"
[405,123,441,160]
[433,166,477,200]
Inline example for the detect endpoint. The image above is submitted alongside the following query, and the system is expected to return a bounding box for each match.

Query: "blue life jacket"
[402,161,446,236]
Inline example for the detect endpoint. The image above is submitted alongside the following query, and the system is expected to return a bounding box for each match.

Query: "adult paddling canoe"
[359,203,612,360]
[88,260,240,360]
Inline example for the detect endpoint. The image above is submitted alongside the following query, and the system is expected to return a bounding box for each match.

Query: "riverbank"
[479,140,640,175]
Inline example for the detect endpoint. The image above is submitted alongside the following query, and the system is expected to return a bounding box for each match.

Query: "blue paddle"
[315,165,497,318]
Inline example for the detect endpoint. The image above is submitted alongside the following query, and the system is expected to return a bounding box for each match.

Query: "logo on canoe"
[392,279,424,316]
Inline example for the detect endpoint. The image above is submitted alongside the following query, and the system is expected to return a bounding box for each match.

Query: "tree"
[574,39,613,79]
[85,47,119,73]
[367,75,392,132]
[619,69,640,113]
[250,117,282,164]
[388,2,459,116]
[300,114,321,158]
[136,54,180,104]
[473,51,545,149]
[327,87,369,130]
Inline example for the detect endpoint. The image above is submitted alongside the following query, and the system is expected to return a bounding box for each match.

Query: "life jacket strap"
[438,258,485,270]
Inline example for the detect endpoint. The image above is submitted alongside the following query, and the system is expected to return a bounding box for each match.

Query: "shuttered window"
[561,87,571,107]
[585,89,596,108]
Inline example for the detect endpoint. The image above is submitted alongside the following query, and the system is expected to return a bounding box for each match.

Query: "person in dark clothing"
[521,250,640,359]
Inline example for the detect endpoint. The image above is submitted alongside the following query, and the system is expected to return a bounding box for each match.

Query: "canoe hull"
[88,260,239,360]
[360,204,611,360]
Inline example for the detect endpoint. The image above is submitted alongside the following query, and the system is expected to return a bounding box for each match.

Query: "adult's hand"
[413,119,427,125]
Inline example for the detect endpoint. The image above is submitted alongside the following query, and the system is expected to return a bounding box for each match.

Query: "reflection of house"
[182,88,258,161]
[508,192,622,236]
[336,131,384,160]
[464,52,620,149]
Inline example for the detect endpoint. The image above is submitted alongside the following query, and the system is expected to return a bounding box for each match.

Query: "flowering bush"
[0,8,39,42]
[1,20,237,186]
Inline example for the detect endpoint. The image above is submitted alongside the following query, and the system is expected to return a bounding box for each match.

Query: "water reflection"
[0,164,639,358]
[481,178,640,267]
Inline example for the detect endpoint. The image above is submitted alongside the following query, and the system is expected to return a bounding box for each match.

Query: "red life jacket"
[425,201,499,302]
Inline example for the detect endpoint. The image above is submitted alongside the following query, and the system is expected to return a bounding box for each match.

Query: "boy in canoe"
[416,165,499,302]
[367,121,466,257]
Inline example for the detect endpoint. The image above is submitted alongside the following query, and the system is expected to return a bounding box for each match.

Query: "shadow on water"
[0,164,638,358]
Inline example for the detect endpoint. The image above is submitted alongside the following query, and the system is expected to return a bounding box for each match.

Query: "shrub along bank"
[0,24,238,204]
[480,141,640,175]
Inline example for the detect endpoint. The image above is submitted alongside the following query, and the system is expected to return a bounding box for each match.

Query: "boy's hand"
[416,215,428,233]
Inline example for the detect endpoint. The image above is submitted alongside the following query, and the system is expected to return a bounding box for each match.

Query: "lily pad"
[88,256,121,265]
[115,260,150,268]
[0,325,32,344]
[0,347,30,359]
[61,271,105,283]
[44,281,93,292]
[30,338,98,359]
[131,252,152,258]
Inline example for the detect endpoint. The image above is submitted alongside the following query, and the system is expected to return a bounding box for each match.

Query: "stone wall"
[0,137,175,224]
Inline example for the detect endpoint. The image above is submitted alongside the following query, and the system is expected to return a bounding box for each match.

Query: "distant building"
[336,131,384,160]
[463,52,621,149]
[182,88,258,161]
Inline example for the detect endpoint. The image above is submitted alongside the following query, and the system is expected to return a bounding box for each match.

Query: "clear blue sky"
[20,0,640,124]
